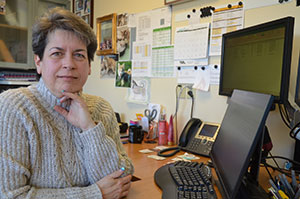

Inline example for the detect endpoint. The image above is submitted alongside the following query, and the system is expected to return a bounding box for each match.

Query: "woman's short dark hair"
[32,7,97,63]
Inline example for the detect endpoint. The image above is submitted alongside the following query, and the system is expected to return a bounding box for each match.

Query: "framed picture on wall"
[72,0,93,27]
[96,13,117,56]
[164,0,194,5]
[0,0,6,15]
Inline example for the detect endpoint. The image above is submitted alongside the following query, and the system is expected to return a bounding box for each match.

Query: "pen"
[291,170,298,191]
[269,179,283,199]
[278,175,288,195]
[278,190,289,199]
[275,176,281,189]
[294,187,300,199]
[269,187,280,199]
[282,174,295,197]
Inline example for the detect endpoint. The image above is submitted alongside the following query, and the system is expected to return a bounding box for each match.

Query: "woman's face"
[34,29,91,97]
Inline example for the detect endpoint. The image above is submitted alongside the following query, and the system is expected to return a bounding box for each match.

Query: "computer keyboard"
[154,161,217,199]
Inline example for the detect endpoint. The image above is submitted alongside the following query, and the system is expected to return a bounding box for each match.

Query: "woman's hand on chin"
[54,91,96,131]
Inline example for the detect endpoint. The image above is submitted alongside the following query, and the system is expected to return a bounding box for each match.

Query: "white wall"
[84,0,300,166]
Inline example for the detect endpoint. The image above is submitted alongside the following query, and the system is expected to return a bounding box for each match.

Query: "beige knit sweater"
[0,79,134,199]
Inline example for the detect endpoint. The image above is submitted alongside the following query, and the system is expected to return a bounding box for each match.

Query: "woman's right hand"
[96,169,132,199]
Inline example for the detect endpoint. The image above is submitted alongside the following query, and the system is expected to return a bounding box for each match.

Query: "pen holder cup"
[129,125,144,143]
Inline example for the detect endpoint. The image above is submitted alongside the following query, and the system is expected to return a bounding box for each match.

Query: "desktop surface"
[122,142,277,199]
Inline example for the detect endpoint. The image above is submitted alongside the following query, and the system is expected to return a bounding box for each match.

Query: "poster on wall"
[127,77,150,104]
[117,26,131,61]
[115,61,132,88]
[100,55,118,78]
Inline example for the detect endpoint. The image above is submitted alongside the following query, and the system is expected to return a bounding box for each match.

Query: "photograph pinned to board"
[117,13,129,27]
[100,54,118,78]
[116,61,132,88]
[73,0,94,27]
[117,26,131,61]
[0,0,5,15]
[127,77,150,104]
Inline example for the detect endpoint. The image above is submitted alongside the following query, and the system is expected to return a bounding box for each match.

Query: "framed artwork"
[96,13,117,56]
[0,0,6,15]
[73,0,94,27]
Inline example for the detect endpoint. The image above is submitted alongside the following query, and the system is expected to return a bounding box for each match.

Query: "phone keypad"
[184,138,214,157]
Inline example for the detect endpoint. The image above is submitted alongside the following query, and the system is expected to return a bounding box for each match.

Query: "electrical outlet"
[177,85,195,99]
[177,86,187,99]
[186,87,196,100]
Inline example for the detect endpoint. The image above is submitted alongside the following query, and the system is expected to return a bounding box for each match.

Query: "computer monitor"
[219,16,294,104]
[210,89,274,199]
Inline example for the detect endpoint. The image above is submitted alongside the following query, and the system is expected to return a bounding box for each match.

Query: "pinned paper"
[187,9,201,25]
[209,64,220,85]
[209,3,244,56]
[174,23,210,60]
[193,66,210,91]
[177,66,198,84]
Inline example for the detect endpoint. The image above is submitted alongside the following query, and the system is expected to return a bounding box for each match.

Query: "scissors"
[144,109,158,123]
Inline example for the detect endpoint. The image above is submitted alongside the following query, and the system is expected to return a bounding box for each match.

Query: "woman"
[0,7,133,199]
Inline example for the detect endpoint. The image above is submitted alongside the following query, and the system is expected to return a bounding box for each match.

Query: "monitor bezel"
[219,16,294,104]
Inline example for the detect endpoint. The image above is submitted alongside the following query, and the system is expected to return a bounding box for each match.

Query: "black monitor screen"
[219,17,294,104]
[210,89,274,199]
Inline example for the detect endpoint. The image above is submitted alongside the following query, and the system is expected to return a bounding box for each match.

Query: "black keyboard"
[154,161,217,199]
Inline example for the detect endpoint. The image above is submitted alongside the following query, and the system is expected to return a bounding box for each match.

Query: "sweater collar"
[35,78,70,109]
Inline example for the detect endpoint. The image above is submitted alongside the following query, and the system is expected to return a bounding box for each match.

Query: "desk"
[123,142,276,199]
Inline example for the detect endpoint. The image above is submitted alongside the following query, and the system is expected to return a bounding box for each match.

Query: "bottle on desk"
[168,115,174,146]
[158,113,168,145]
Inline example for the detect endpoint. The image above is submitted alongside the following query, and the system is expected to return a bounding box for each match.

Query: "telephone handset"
[158,118,220,157]
[178,118,202,147]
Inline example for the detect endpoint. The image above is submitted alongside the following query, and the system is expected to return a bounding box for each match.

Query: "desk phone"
[157,119,220,157]
[182,122,220,157]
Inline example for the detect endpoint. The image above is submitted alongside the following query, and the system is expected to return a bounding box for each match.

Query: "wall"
[84,0,300,166]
